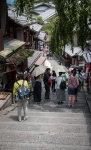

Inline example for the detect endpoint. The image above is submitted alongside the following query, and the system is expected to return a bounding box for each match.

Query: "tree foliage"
[14,0,34,20]
[35,16,43,24]
[50,0,91,54]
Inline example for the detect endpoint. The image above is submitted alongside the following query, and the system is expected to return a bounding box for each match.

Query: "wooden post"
[0,29,4,51]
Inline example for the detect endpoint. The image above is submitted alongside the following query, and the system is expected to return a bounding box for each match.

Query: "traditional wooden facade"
[0,1,34,92]
[60,32,85,67]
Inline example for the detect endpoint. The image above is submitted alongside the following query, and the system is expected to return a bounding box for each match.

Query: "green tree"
[14,0,34,20]
[50,0,91,54]
[36,16,43,24]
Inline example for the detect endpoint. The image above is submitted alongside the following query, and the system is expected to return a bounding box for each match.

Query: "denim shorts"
[68,87,77,95]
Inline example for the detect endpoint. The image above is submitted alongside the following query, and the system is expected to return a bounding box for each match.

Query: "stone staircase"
[0,90,91,150]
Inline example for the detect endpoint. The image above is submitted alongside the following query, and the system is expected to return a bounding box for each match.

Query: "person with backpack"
[68,68,79,108]
[51,70,56,92]
[55,72,66,105]
[13,72,29,122]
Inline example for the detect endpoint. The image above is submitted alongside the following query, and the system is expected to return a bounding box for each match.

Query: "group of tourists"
[13,67,86,122]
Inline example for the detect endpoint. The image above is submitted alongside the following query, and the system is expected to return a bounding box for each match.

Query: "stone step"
[0,142,91,150]
[28,101,88,106]
[0,131,91,146]
[6,110,91,118]
[0,122,91,133]
[10,106,89,113]
[29,104,89,108]
[0,115,91,125]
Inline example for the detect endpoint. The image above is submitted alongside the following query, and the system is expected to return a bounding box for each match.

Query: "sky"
[6,0,14,4]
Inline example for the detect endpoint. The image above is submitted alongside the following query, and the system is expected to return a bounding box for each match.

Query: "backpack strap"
[16,80,24,87]
[16,81,20,86]
[22,80,24,86]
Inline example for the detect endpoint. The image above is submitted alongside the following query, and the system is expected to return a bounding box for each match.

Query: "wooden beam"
[0,29,4,51]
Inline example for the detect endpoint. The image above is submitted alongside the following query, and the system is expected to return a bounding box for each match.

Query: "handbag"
[48,78,52,83]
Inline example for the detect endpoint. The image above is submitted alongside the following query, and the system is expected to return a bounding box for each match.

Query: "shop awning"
[35,56,46,66]
[0,38,25,58]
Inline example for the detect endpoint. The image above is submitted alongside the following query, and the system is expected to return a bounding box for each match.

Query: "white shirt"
[55,76,62,89]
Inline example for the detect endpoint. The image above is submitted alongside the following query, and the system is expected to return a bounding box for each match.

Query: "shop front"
[83,45,91,94]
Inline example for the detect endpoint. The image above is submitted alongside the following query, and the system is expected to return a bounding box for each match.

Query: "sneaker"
[72,105,75,108]
[18,118,21,122]
[68,104,72,108]
[37,102,41,104]
[24,117,28,121]
[60,101,63,105]
[58,101,63,105]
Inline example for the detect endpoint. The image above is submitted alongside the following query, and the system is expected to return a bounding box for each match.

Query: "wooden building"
[0,0,34,92]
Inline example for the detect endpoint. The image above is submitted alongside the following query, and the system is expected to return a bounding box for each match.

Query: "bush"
[36,16,43,24]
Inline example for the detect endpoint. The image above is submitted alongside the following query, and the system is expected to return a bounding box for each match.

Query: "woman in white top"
[55,72,66,104]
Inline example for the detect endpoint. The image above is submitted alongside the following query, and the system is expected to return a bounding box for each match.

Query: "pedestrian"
[55,72,66,105]
[80,69,86,89]
[31,76,36,101]
[34,75,42,103]
[43,68,51,99]
[68,68,79,108]
[13,72,29,122]
[51,70,56,92]
[62,72,67,82]
[76,70,83,90]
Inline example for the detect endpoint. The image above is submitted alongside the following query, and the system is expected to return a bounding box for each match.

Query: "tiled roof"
[8,9,36,26]
[28,50,42,68]
[38,31,46,41]
[83,51,91,63]
[30,23,42,32]
[0,38,25,58]
[34,2,55,8]
[39,8,56,21]
[6,49,34,65]
[65,44,82,57]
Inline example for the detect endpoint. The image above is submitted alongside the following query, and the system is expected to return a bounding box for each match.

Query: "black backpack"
[60,78,66,89]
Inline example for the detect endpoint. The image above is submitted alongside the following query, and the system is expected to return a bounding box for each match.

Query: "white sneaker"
[18,118,21,122]
[24,117,28,121]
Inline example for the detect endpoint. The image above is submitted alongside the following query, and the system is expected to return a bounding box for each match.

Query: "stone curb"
[0,104,17,116]
[85,92,91,113]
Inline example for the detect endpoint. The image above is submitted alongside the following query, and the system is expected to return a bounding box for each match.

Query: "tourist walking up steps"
[68,68,79,108]
[13,72,29,122]
[55,72,66,105]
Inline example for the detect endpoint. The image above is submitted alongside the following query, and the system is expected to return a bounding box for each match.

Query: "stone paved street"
[0,88,91,150]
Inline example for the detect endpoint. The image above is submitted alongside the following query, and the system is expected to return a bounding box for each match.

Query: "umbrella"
[69,68,73,71]
[70,65,83,70]
[31,65,47,77]
[52,65,68,73]
[44,59,58,70]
